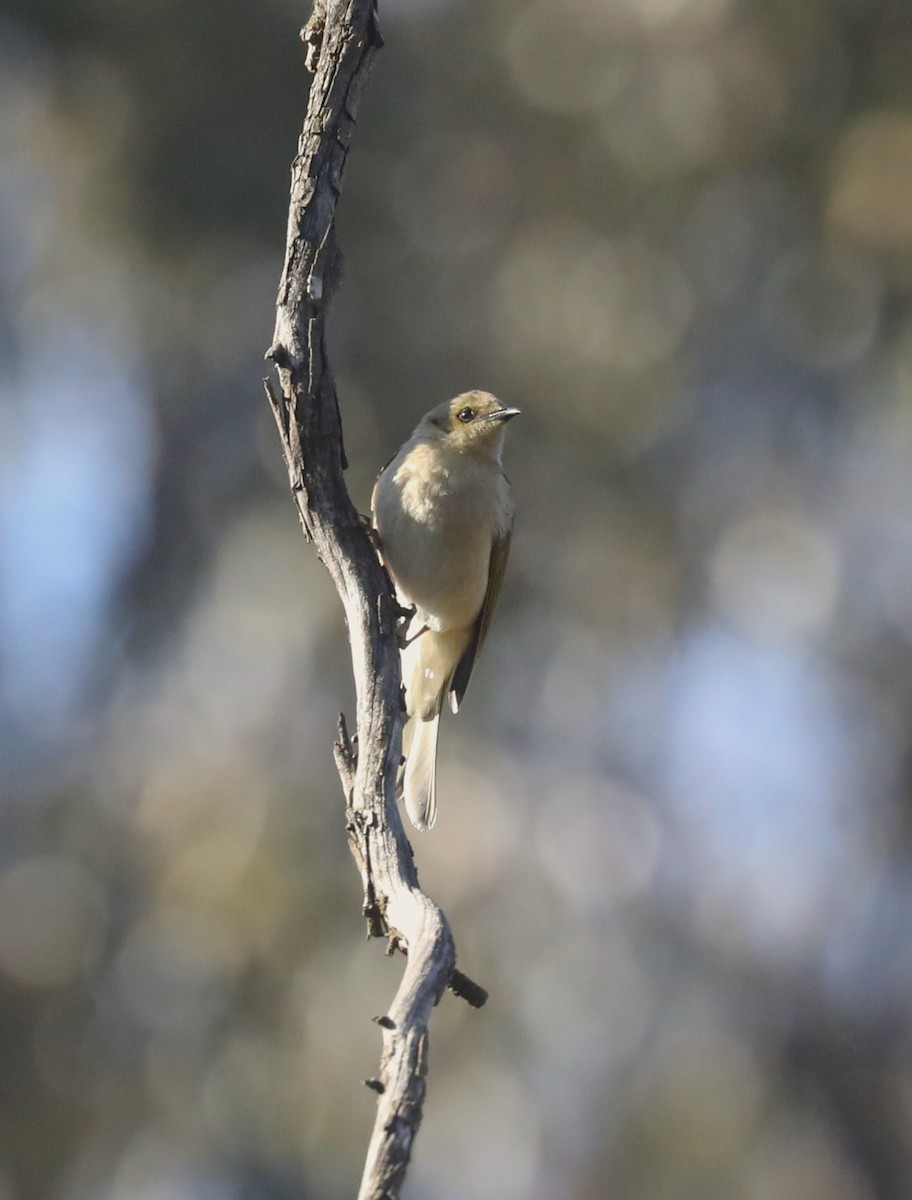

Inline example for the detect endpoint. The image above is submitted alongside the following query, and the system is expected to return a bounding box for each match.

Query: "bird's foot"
[396,604,428,649]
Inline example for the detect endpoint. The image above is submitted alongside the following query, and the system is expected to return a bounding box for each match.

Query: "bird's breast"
[374,443,512,631]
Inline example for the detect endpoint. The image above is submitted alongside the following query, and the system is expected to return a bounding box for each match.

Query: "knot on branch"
[449,968,489,1010]
[334,711,357,796]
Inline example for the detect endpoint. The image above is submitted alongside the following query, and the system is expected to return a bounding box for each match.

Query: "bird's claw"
[400,623,429,649]
[396,604,428,649]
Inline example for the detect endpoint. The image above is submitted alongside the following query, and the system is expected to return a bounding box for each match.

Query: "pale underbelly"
[387,522,490,631]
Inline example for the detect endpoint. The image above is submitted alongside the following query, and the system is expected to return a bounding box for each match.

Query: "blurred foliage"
[1,0,912,1197]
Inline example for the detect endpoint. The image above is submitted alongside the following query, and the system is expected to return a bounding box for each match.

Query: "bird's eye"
[457,406,475,423]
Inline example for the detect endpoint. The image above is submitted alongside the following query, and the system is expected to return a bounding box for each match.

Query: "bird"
[371,390,519,831]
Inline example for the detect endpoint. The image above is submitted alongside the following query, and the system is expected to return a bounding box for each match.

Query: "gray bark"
[264,4,485,1196]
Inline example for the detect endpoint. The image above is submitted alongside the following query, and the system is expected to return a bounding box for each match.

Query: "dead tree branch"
[264,3,485,1196]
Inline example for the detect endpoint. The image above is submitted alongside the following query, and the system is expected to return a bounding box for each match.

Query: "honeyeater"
[371,391,519,830]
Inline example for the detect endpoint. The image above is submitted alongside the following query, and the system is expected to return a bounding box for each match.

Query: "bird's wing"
[448,521,513,714]
[370,453,400,572]
[370,455,394,525]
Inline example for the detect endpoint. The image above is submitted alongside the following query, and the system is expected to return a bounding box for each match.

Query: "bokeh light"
[0,1,911,1198]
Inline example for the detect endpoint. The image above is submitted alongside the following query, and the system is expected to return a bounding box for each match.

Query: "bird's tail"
[399,623,465,831]
[402,712,440,831]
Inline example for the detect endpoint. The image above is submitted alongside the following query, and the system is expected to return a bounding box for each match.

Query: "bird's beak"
[486,406,521,423]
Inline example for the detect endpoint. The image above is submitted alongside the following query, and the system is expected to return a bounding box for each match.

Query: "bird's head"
[418,391,520,458]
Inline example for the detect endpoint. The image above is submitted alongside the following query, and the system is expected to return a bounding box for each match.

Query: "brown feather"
[370,462,394,570]
[370,457,392,528]
[449,523,512,713]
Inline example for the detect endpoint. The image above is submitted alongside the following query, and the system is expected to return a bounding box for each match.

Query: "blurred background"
[1,0,911,1196]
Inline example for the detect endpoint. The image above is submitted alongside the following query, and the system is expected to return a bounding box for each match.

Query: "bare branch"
[265,3,484,1196]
